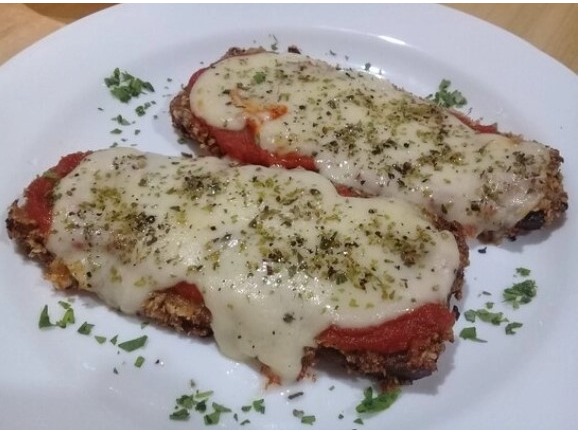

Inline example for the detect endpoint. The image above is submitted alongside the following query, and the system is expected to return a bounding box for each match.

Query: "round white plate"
[0,4,576,429]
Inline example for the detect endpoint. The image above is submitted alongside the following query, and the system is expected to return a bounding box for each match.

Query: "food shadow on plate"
[468,215,566,255]
[501,215,568,253]
[308,350,388,392]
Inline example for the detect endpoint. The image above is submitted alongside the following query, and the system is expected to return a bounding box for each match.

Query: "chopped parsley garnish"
[464,309,477,323]
[292,409,316,425]
[459,326,487,342]
[503,279,537,309]
[117,335,148,352]
[176,394,197,410]
[252,398,265,414]
[135,101,154,117]
[110,335,118,345]
[241,398,266,414]
[169,408,190,421]
[269,34,279,51]
[355,387,400,414]
[112,114,130,125]
[287,391,304,400]
[195,400,207,413]
[204,402,232,426]
[462,268,537,339]
[55,304,75,329]
[38,305,52,328]
[476,309,507,325]
[203,412,219,425]
[104,68,155,103]
[194,390,214,401]
[465,309,508,326]
[77,322,94,335]
[170,386,237,424]
[94,335,107,344]
[58,300,72,309]
[428,79,467,108]
[134,356,145,368]
[505,322,523,335]
[253,71,267,84]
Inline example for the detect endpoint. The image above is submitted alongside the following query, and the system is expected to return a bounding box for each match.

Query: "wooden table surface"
[1,4,577,73]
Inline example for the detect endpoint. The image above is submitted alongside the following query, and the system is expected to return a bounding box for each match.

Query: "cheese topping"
[190,52,552,237]
[47,148,460,381]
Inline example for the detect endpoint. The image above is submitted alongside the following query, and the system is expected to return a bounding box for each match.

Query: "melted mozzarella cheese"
[47,148,460,381]
[191,52,552,237]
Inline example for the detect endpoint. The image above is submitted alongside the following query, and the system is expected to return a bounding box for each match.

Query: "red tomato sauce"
[24,151,90,236]
[316,303,455,354]
[333,184,358,197]
[171,277,454,355]
[207,122,317,170]
[452,110,498,134]
[186,66,317,171]
[170,281,204,304]
[187,59,500,181]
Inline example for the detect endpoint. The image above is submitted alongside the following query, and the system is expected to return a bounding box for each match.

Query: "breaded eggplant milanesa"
[7,147,468,385]
[170,48,567,242]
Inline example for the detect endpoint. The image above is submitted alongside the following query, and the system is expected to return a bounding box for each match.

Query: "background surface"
[1,4,577,73]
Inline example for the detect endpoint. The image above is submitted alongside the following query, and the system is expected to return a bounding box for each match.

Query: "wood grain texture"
[0,4,110,65]
[0,4,576,74]
[448,4,578,74]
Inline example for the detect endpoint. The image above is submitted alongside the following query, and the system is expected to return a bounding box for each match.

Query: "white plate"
[1,4,577,429]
